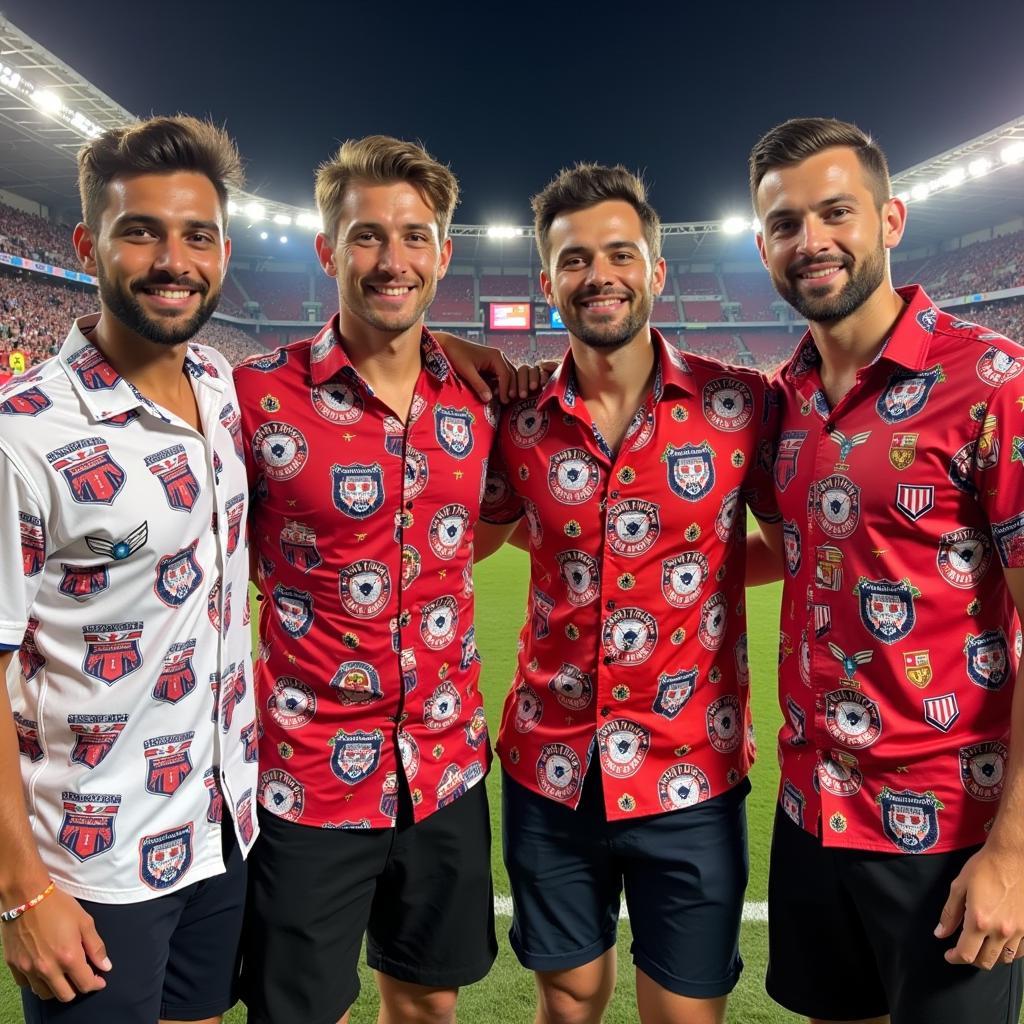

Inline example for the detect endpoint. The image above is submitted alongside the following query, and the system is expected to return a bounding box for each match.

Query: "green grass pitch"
[3,540,1017,1021]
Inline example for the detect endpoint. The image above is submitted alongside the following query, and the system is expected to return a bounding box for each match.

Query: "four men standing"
[2,112,1023,1024]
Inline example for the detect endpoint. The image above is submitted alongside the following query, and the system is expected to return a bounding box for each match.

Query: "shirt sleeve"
[742,373,781,524]
[975,377,1024,568]
[231,366,261,494]
[0,442,48,648]
[480,416,524,525]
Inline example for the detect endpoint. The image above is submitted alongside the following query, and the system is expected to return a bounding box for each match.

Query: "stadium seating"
[479,274,531,297]
[676,271,720,294]
[678,331,740,362]
[723,272,779,320]
[486,333,533,363]
[429,274,476,321]
[681,299,724,322]
[0,201,78,269]
[652,298,680,324]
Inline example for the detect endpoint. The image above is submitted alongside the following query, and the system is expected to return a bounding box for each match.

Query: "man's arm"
[935,566,1024,969]
[0,651,110,1001]
[433,332,553,403]
[747,518,784,586]
[474,521,519,562]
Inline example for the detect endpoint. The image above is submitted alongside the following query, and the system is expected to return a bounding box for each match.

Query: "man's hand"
[3,888,111,1001]
[935,844,1024,969]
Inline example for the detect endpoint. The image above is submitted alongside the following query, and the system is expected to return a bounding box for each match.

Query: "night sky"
[5,0,1024,224]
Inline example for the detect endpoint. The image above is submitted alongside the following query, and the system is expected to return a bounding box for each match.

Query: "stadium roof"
[2,13,1023,266]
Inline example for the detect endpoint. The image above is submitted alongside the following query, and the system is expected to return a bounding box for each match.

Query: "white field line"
[494,895,769,923]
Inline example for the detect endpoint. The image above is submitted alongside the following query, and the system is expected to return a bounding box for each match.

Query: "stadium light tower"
[721,216,751,235]
[487,226,524,240]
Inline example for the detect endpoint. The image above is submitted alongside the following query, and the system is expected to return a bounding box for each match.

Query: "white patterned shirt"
[0,315,258,903]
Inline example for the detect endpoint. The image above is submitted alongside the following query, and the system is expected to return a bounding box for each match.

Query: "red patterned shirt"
[481,330,779,820]
[235,319,496,828]
[772,285,1024,854]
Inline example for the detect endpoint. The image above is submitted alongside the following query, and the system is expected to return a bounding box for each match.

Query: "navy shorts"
[502,763,749,998]
[767,805,1024,1023]
[241,779,497,1024]
[22,827,245,1023]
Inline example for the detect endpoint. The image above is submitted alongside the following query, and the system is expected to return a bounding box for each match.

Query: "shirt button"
[611,490,620,499]
[606,600,616,610]
[824,423,835,434]
[600,706,611,717]
[603,655,614,665]
[405,501,414,510]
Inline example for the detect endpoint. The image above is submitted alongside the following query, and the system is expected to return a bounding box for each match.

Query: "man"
[235,135,500,1024]
[748,116,1024,1024]
[0,116,258,1023]
[476,164,779,1024]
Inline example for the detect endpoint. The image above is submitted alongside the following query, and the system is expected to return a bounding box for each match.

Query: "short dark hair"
[531,163,661,271]
[749,117,891,210]
[315,135,459,243]
[77,115,244,230]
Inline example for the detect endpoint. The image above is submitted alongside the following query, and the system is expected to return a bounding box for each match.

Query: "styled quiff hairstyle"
[315,135,460,243]
[77,115,243,230]
[749,116,892,210]
[531,163,661,271]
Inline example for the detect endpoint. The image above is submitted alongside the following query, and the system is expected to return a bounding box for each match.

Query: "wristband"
[0,881,56,923]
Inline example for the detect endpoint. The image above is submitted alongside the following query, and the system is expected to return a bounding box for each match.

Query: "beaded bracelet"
[0,881,56,923]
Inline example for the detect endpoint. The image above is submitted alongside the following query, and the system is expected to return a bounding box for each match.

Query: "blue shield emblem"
[139,823,194,889]
[59,563,110,601]
[154,640,197,704]
[145,445,201,512]
[856,577,919,645]
[272,585,314,639]
[47,439,126,505]
[435,405,475,459]
[280,520,322,573]
[783,520,801,576]
[0,386,52,416]
[68,715,128,769]
[154,541,204,608]
[877,787,943,853]
[331,463,385,519]
[329,728,384,785]
[67,345,120,390]
[19,512,44,576]
[652,668,697,720]
[774,431,807,491]
[82,621,144,685]
[144,733,194,797]
[964,630,1011,691]
[875,366,944,423]
[241,349,289,372]
[664,442,716,501]
[58,793,121,862]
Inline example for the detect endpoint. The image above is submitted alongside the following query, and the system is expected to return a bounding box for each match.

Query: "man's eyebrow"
[347,221,435,233]
[763,194,860,223]
[111,213,222,234]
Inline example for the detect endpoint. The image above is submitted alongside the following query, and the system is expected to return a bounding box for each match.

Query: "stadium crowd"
[0,201,79,269]
[0,270,266,370]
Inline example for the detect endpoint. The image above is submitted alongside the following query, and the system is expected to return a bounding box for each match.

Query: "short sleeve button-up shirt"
[0,316,258,903]
[773,285,1024,854]
[235,319,496,829]
[481,329,779,820]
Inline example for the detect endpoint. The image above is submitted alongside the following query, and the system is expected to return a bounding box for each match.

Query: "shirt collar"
[782,284,938,386]
[536,327,695,413]
[59,314,224,424]
[308,315,460,393]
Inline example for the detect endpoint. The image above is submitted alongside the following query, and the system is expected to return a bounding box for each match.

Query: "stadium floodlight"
[895,191,910,204]
[968,157,992,178]
[0,64,21,90]
[273,213,292,226]
[295,211,322,230]
[279,236,288,244]
[486,225,523,240]
[937,167,966,190]
[910,183,930,202]
[31,88,62,114]
[259,231,268,240]
[1000,141,1024,165]
[721,216,750,235]
[246,201,266,222]
[751,217,761,232]
[228,200,242,216]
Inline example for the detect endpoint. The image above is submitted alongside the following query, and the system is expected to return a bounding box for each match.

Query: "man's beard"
[775,240,885,324]
[347,278,434,335]
[98,265,220,346]
[562,289,653,352]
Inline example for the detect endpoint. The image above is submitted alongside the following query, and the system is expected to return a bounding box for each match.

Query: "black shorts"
[22,827,244,1024]
[767,805,1024,1023]
[241,779,497,1024]
[502,764,749,999]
